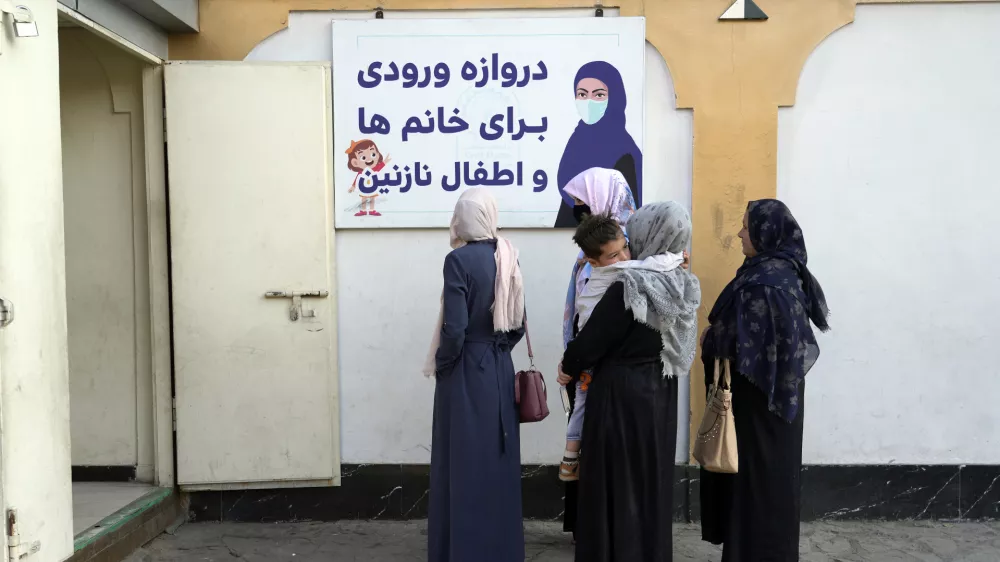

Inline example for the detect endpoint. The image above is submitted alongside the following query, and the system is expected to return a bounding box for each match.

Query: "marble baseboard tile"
[185,464,1000,524]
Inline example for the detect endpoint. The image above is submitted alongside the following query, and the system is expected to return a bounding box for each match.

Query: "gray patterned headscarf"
[616,202,702,378]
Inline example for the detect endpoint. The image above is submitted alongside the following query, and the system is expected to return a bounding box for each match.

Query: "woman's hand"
[557,363,572,386]
[682,250,690,270]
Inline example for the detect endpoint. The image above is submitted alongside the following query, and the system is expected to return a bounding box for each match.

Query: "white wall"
[60,28,155,477]
[247,9,693,464]
[0,1,75,560]
[779,3,1000,465]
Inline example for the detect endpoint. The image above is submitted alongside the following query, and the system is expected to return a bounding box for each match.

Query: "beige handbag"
[693,359,738,474]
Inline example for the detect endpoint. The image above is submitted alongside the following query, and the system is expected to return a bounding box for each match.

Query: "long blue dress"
[429,240,525,562]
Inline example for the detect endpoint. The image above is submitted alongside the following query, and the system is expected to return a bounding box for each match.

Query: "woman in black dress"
[559,201,701,562]
[700,199,830,562]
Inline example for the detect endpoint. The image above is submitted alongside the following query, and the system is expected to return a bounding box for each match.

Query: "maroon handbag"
[514,316,549,423]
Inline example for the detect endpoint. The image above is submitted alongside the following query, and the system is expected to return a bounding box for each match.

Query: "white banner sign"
[332,17,646,228]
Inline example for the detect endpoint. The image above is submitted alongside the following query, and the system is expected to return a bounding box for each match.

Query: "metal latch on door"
[264,290,328,322]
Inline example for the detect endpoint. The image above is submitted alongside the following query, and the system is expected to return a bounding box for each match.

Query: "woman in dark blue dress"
[425,188,526,562]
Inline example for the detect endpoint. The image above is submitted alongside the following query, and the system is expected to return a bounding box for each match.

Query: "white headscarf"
[561,167,638,342]
[562,167,636,230]
[423,189,525,377]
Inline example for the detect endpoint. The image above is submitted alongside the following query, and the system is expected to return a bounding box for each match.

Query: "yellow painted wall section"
[641,0,854,458]
[168,0,995,461]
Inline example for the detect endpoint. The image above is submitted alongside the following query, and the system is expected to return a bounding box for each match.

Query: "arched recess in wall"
[778,2,1000,465]
[642,40,693,461]
[59,28,147,471]
[243,8,695,465]
[643,41,693,211]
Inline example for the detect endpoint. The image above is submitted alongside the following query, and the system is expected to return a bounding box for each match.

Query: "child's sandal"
[559,459,579,482]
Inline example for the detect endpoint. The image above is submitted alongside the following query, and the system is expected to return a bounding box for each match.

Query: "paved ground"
[125,520,1000,562]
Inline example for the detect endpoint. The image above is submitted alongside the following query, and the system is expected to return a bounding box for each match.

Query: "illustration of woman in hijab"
[555,61,643,228]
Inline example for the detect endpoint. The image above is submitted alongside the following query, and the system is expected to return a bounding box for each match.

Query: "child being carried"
[557,213,686,481]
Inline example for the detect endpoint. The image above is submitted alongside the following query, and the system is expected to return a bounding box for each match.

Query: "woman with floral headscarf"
[700,199,830,562]
[559,201,701,562]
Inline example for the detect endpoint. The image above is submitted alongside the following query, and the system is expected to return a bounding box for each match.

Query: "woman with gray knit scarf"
[559,201,701,562]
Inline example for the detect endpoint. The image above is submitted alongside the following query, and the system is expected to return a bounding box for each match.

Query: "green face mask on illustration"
[575,99,608,125]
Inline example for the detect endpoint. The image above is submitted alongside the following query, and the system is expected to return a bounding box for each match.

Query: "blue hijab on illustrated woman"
[557,61,643,215]
[707,199,830,422]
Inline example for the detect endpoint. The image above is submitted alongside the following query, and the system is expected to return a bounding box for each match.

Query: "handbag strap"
[712,358,733,390]
[523,309,535,368]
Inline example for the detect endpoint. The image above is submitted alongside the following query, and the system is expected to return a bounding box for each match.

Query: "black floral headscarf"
[706,199,829,421]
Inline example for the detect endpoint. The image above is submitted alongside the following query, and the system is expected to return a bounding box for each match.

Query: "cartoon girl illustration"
[346,139,391,217]
[555,61,643,228]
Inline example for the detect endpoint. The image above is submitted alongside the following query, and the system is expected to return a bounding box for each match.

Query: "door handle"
[264,290,328,322]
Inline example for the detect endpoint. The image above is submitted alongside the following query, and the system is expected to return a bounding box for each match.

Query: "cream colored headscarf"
[423,189,525,377]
